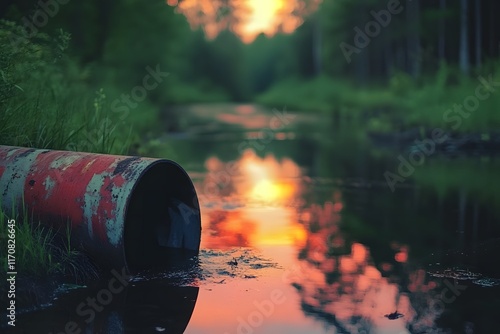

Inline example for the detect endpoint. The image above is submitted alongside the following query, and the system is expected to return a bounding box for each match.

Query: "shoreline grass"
[0,204,98,284]
[0,203,99,312]
[256,62,500,134]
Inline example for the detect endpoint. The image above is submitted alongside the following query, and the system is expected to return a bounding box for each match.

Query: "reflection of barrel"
[0,145,201,272]
[6,277,199,334]
[124,281,199,333]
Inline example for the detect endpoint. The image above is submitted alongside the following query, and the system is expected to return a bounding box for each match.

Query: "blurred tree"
[438,0,447,62]
[209,29,248,100]
[475,0,482,68]
[406,0,421,77]
[459,0,470,74]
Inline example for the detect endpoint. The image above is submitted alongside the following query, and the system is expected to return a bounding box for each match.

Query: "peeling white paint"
[50,155,80,170]
[83,173,106,239]
[43,176,55,200]
[0,149,41,212]
[82,159,96,173]
[6,149,16,158]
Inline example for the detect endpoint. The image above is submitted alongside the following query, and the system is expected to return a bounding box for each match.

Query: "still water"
[12,104,500,333]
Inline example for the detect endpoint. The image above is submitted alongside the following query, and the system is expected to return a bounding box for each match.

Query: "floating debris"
[472,278,500,288]
[428,268,482,280]
[201,249,227,257]
[217,269,236,277]
[53,283,86,294]
[52,283,87,301]
[228,258,238,266]
[250,262,276,270]
[384,311,404,320]
[244,275,257,279]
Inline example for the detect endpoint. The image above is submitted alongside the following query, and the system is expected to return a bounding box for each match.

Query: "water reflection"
[292,198,422,334]
[190,140,500,333]
[7,105,500,333]
[200,149,306,249]
[11,278,199,334]
[160,105,500,333]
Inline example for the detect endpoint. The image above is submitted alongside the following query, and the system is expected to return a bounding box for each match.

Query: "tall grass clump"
[0,20,133,155]
[0,21,81,149]
[0,203,98,287]
[0,204,57,277]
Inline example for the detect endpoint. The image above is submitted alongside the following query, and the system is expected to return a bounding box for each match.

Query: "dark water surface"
[12,104,500,333]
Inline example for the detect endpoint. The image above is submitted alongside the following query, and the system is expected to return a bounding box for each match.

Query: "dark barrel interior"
[123,160,201,273]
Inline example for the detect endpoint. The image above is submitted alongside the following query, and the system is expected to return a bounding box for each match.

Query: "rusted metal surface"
[0,146,201,272]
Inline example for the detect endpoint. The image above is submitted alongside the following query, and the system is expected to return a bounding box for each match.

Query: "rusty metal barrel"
[0,146,201,273]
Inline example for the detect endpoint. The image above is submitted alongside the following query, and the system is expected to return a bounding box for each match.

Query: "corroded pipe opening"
[124,161,201,272]
[0,146,201,273]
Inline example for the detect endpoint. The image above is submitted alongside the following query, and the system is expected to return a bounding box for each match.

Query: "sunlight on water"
[187,148,436,333]
[199,149,305,248]
[181,118,500,333]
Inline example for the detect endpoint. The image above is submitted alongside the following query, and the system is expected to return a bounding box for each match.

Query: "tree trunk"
[312,12,322,76]
[406,0,421,77]
[0,0,15,18]
[459,0,470,74]
[438,0,446,61]
[475,0,481,68]
[489,1,500,58]
[384,40,394,79]
[93,0,114,62]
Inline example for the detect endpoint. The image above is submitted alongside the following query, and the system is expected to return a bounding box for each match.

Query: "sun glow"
[199,149,305,247]
[168,0,322,42]
[250,179,294,203]
[242,0,284,39]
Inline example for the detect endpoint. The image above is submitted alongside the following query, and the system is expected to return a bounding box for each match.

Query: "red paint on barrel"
[24,150,113,236]
[0,146,201,272]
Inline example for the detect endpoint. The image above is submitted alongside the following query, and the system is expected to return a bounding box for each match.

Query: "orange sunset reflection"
[192,150,446,332]
[290,198,446,332]
[198,149,305,248]
[167,0,323,42]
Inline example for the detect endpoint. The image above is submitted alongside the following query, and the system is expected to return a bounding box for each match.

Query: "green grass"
[256,62,500,134]
[0,21,124,286]
[0,20,154,155]
[0,203,98,287]
[0,205,57,277]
